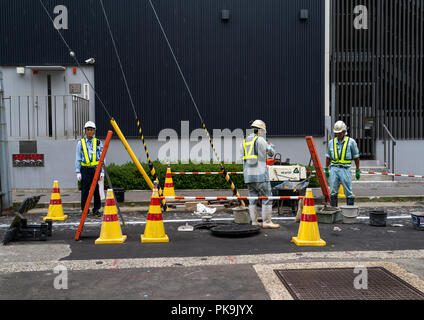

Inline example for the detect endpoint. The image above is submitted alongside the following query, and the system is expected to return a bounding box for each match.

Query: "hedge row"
[103,161,320,190]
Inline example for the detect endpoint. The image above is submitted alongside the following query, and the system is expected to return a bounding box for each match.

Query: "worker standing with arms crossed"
[324,121,361,207]
[241,120,280,229]
[75,121,104,217]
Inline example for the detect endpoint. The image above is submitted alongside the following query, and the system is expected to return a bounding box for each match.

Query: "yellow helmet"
[251,120,267,133]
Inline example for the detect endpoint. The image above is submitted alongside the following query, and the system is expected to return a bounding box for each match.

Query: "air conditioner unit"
[16,67,25,75]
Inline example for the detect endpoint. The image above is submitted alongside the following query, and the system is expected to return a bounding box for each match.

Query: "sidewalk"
[11,181,424,210]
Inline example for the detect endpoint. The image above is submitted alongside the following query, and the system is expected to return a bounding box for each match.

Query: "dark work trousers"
[80,166,101,212]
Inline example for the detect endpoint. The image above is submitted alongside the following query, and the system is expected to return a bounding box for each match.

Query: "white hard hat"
[333,121,347,133]
[251,120,267,133]
[84,121,96,130]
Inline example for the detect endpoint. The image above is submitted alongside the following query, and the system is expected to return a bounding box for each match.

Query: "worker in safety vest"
[325,121,360,207]
[75,121,104,217]
[241,120,279,229]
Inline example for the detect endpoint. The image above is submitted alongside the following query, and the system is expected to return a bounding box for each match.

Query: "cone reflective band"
[43,180,68,221]
[95,189,127,244]
[291,189,326,247]
[141,185,169,243]
[163,164,176,197]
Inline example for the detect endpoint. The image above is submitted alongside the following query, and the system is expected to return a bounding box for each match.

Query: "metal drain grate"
[274,267,424,300]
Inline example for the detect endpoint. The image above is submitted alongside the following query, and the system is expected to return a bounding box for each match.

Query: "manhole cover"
[210,224,260,237]
[274,267,424,300]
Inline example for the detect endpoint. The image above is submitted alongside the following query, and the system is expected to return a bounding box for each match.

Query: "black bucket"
[113,188,125,203]
[369,210,387,227]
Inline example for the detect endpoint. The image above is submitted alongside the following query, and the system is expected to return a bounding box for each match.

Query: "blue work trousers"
[330,166,354,199]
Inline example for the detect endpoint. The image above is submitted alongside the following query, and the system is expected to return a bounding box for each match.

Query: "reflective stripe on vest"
[332,137,351,164]
[243,136,259,160]
[81,138,99,167]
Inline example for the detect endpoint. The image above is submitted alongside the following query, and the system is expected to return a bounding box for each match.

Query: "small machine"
[267,154,310,214]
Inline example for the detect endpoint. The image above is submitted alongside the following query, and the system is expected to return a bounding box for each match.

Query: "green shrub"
[104,161,321,190]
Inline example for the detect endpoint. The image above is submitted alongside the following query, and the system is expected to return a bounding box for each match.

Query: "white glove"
[77,173,82,181]
[99,173,104,181]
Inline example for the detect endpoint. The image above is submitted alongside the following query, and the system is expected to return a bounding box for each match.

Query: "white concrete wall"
[9,133,331,190]
[1,66,95,140]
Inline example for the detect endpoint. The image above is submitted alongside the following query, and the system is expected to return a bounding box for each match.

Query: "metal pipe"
[110,118,154,190]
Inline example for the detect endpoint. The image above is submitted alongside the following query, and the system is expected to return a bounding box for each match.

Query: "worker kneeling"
[241,120,280,229]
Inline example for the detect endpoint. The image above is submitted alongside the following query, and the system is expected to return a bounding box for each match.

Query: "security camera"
[85,58,95,64]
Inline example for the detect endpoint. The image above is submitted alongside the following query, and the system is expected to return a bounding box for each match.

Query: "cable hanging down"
[147,0,245,206]
[99,0,169,211]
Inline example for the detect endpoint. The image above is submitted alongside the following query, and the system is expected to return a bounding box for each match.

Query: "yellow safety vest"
[332,137,351,164]
[243,136,259,161]
[81,138,99,167]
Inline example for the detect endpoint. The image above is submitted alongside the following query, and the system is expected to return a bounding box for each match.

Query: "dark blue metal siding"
[0,0,325,137]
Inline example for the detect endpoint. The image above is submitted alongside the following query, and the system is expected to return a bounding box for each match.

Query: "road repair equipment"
[43,180,68,221]
[163,163,176,197]
[3,196,52,245]
[141,182,169,243]
[291,189,326,247]
[95,189,127,244]
[76,130,113,241]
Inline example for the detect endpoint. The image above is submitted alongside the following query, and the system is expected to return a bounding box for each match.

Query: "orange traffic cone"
[291,188,326,246]
[95,189,127,244]
[163,163,175,198]
[141,183,169,243]
[43,181,68,221]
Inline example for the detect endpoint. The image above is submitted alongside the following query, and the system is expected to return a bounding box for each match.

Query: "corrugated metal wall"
[0,0,325,138]
[331,0,424,159]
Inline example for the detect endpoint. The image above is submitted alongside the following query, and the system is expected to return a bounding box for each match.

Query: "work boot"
[346,197,355,206]
[330,195,338,208]
[261,205,280,229]
[249,205,262,227]
[92,210,102,217]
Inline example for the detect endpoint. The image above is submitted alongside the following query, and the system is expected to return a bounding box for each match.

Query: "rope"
[147,0,245,206]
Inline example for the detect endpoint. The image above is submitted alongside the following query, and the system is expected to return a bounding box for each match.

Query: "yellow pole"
[110,118,154,190]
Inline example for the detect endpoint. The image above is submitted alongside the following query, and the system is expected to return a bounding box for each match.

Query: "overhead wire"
[98,0,169,211]
[38,0,112,120]
[147,0,245,206]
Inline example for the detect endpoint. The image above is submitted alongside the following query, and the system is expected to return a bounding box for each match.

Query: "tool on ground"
[43,180,68,221]
[3,196,52,245]
[95,189,127,244]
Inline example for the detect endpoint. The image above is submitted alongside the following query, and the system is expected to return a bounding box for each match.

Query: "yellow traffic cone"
[338,183,346,199]
[95,189,127,244]
[291,188,326,246]
[163,163,175,197]
[43,181,68,221]
[141,184,169,243]
[338,183,355,199]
